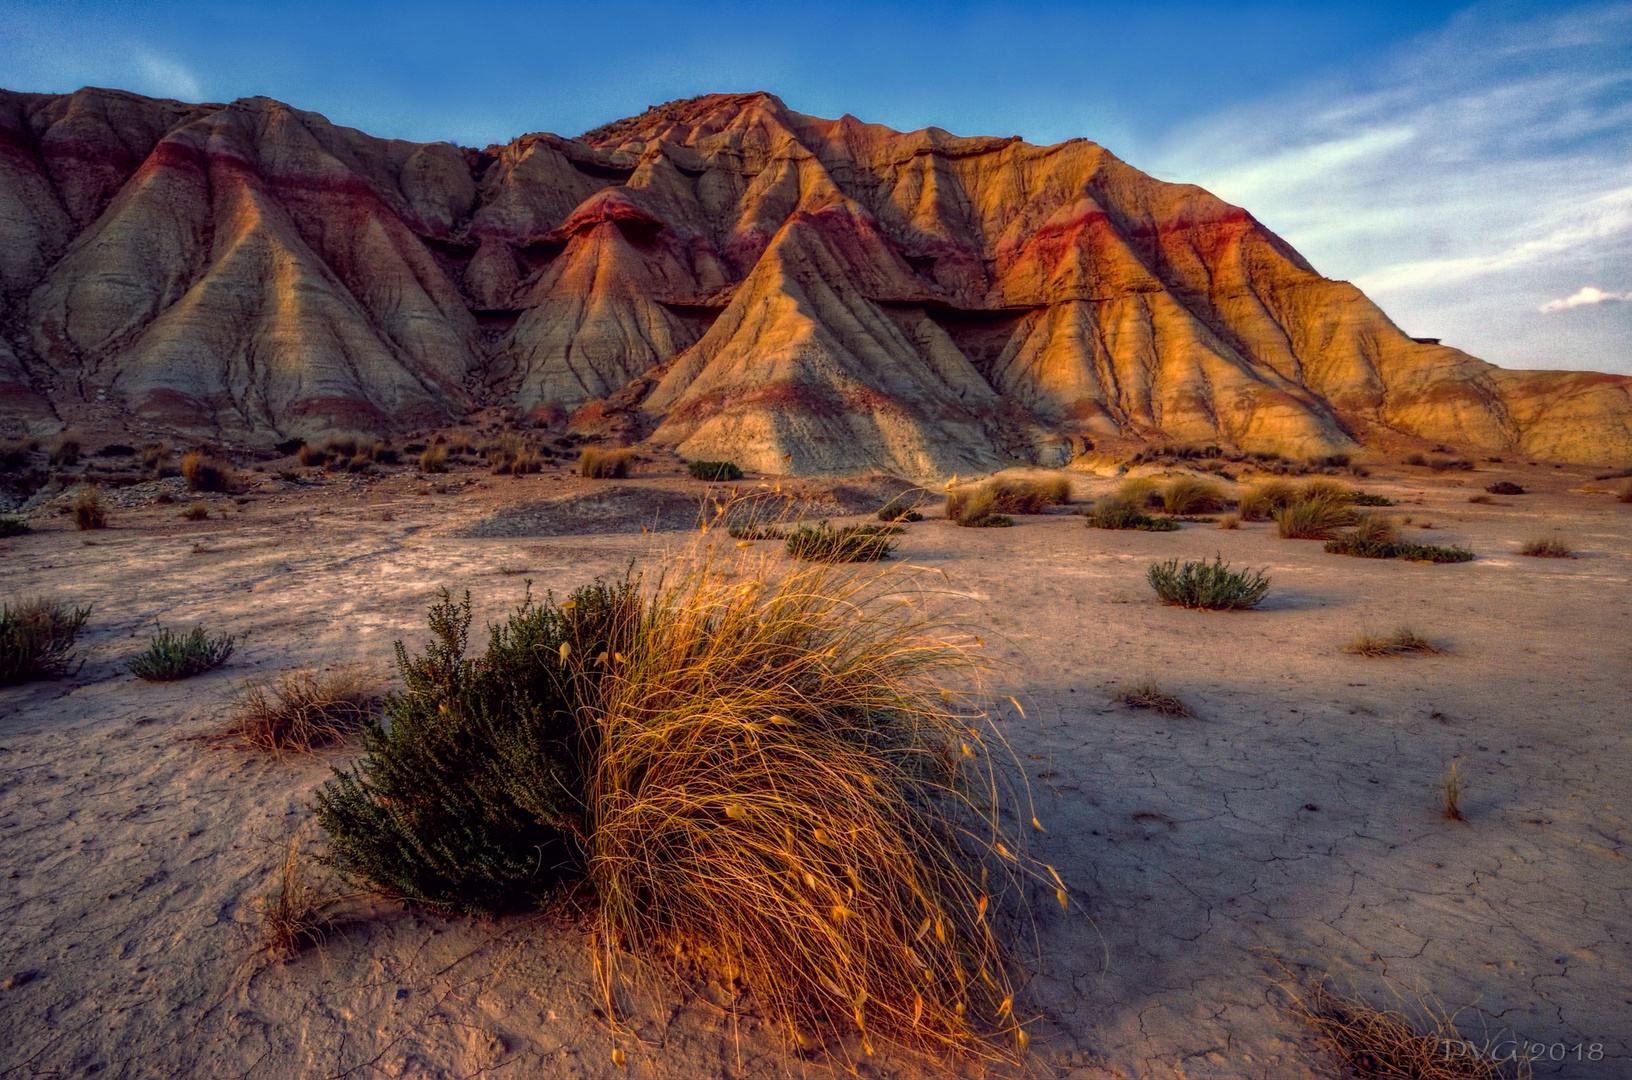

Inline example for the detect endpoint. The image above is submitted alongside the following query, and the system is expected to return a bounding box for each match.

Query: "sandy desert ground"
[1,454,1628,1078]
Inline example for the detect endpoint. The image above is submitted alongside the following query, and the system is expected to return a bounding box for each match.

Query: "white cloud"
[1541,287,1629,312]
[134,53,203,102]
[1148,2,1632,375]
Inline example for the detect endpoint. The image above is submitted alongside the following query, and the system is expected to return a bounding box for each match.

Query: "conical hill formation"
[3,87,1628,478]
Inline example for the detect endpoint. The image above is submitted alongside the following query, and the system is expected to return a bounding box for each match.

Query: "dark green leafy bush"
[1147,556,1270,610]
[784,522,899,561]
[0,515,30,537]
[687,460,743,481]
[315,582,638,914]
[1351,492,1395,506]
[0,598,91,685]
[128,625,236,680]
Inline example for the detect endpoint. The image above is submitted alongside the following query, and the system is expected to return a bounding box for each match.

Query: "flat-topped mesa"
[1,86,1628,475]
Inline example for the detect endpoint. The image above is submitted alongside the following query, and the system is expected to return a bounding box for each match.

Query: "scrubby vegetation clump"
[73,486,109,530]
[687,459,743,481]
[1083,495,1179,531]
[784,522,899,562]
[0,597,91,685]
[317,559,1033,1058]
[128,624,236,681]
[1519,537,1573,558]
[946,475,1069,525]
[579,447,633,479]
[1147,556,1270,610]
[230,667,378,754]
[1324,515,1475,563]
[182,450,233,492]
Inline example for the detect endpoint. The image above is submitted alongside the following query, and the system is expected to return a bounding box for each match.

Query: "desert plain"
[0,449,1628,1079]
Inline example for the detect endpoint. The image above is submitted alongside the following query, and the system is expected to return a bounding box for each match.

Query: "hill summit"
[2,87,1628,476]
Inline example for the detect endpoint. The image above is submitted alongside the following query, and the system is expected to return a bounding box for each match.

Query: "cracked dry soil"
[1,461,1628,1078]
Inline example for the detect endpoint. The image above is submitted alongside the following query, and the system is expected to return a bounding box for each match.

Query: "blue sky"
[2,0,1628,374]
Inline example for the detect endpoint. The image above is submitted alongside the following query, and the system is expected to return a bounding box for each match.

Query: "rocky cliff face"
[2,86,1628,476]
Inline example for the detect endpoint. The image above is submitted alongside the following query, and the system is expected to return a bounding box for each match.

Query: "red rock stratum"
[2,87,1628,476]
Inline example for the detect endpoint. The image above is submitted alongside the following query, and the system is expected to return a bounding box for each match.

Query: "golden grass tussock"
[1238,479,1300,521]
[181,450,233,492]
[1159,475,1230,515]
[1518,536,1574,558]
[1292,979,1531,1080]
[73,486,109,530]
[580,446,634,479]
[1276,493,1359,539]
[1218,513,1241,530]
[1343,628,1443,658]
[946,475,1069,525]
[229,666,378,755]
[587,550,1030,1059]
[417,444,448,473]
[1111,678,1194,717]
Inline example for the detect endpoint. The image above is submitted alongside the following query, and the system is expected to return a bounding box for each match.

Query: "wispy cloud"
[1542,286,1629,312]
[134,53,203,102]
[1150,2,1632,375]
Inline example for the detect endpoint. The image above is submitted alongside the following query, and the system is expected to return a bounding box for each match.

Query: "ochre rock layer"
[2,87,1628,476]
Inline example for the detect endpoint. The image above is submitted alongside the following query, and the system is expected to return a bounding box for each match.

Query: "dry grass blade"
[1441,762,1466,821]
[587,551,1027,1060]
[1295,981,1529,1079]
[1111,678,1193,717]
[1343,628,1443,658]
[256,838,347,960]
[229,666,378,755]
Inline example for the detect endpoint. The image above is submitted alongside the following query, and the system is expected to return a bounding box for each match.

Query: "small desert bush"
[297,444,325,466]
[1351,491,1394,506]
[877,491,926,522]
[485,432,542,475]
[1111,678,1193,717]
[1485,481,1524,495]
[1147,555,1270,610]
[0,515,30,537]
[0,597,91,685]
[687,459,743,481]
[1294,980,1528,1080]
[323,437,358,459]
[1519,537,1573,558]
[784,522,899,562]
[580,446,633,479]
[256,838,342,960]
[1429,457,1474,472]
[180,501,210,521]
[1342,628,1443,658]
[73,486,109,530]
[1160,475,1230,515]
[1083,496,1179,531]
[182,450,232,492]
[1218,513,1240,530]
[417,444,448,473]
[229,667,377,754]
[141,441,172,474]
[345,453,373,473]
[127,624,236,681]
[1325,526,1475,562]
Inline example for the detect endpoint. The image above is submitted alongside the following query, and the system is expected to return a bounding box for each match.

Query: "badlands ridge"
[1,87,1629,478]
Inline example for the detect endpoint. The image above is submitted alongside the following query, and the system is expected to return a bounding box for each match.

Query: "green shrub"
[317,582,638,914]
[1325,517,1475,563]
[0,515,30,537]
[784,522,899,562]
[128,625,236,681]
[1147,555,1270,610]
[0,598,91,685]
[687,460,743,481]
[1351,492,1394,506]
[1084,496,1180,531]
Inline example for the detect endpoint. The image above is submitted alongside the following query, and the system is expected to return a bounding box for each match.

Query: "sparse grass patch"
[180,501,210,521]
[1111,678,1194,717]
[1468,494,1494,504]
[229,666,377,755]
[580,446,633,479]
[0,597,91,685]
[417,444,448,473]
[73,486,109,530]
[256,838,347,961]
[0,515,30,537]
[785,522,899,562]
[1485,481,1524,495]
[1519,537,1574,558]
[128,624,236,681]
[1294,980,1528,1079]
[1083,496,1180,531]
[687,459,743,481]
[1441,762,1467,821]
[182,450,233,491]
[1342,628,1443,658]
[1351,491,1394,506]
[1147,555,1270,610]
